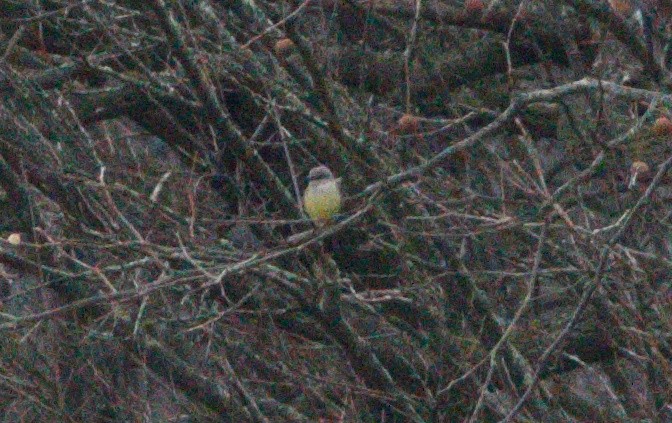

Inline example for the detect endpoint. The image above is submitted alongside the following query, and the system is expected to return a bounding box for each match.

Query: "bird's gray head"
[308,165,334,182]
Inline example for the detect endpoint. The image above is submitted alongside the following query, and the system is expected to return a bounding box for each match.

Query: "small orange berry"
[631,161,650,174]
[652,116,672,136]
[609,0,634,16]
[274,38,295,55]
[6,233,21,245]
[628,160,650,189]
[397,113,420,134]
[465,0,484,13]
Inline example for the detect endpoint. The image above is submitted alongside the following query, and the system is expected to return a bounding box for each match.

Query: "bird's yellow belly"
[304,183,341,221]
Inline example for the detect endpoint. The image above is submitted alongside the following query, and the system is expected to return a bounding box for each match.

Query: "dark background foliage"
[0,0,670,421]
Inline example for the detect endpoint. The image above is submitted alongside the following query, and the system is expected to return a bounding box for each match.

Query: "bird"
[303,165,342,224]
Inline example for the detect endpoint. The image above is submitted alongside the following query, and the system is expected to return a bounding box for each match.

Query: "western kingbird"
[303,165,341,223]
